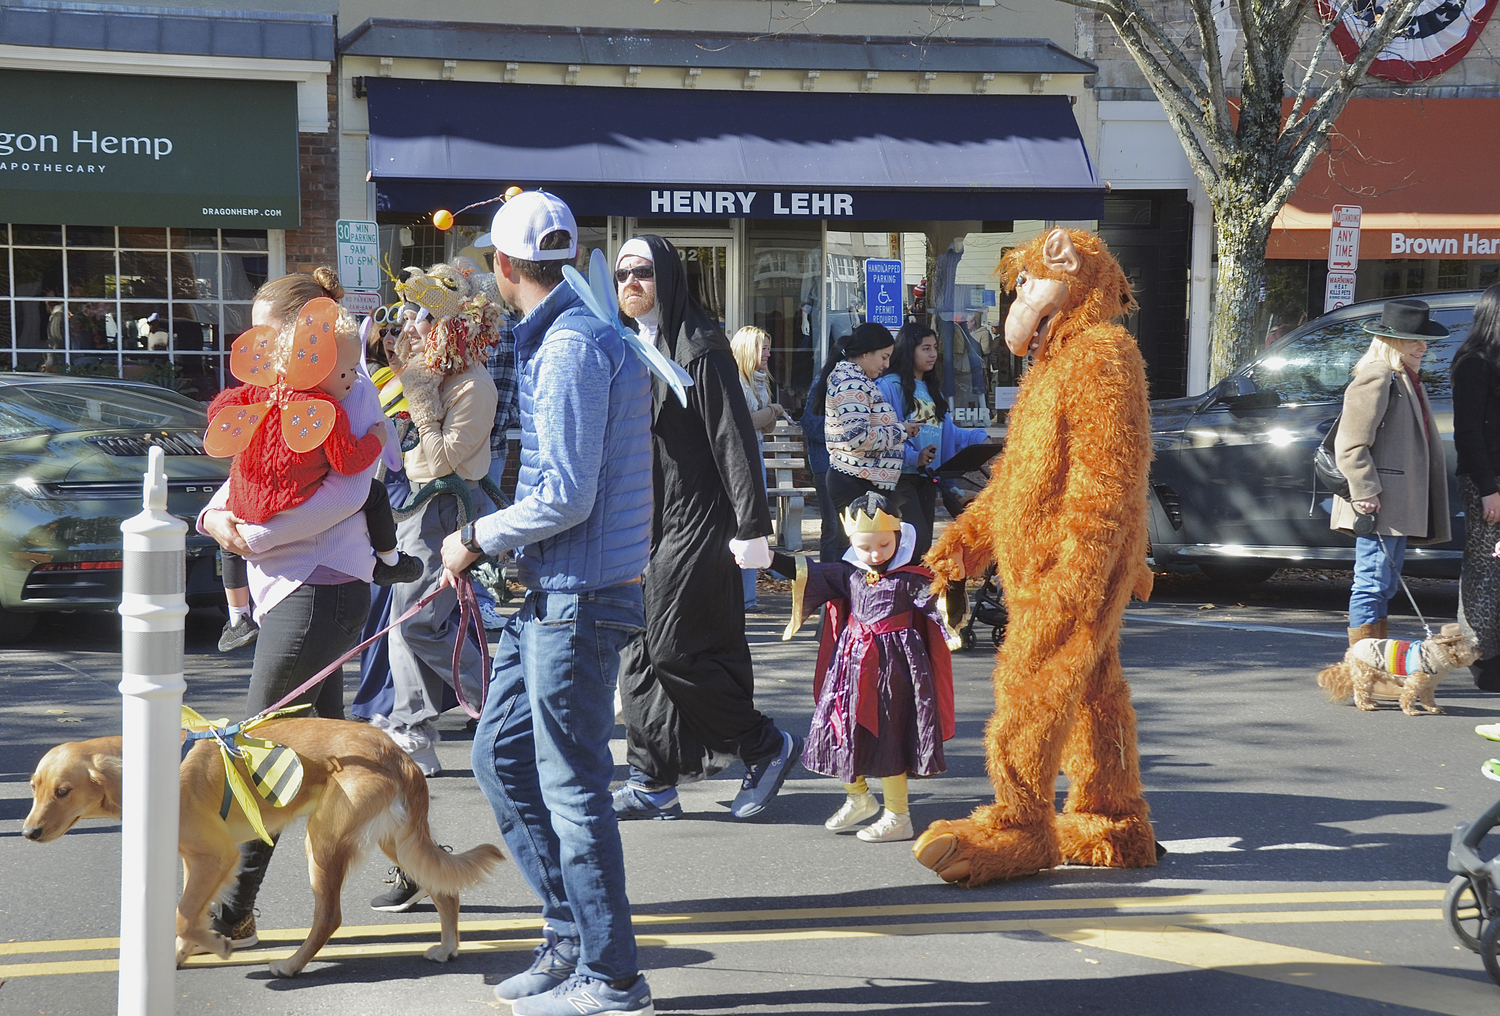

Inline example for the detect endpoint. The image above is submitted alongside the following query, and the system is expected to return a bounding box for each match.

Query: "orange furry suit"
[914,228,1158,886]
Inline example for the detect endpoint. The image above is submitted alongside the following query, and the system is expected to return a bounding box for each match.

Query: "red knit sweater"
[207,384,383,525]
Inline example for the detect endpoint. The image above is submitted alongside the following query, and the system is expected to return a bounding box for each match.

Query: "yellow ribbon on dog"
[181,705,309,845]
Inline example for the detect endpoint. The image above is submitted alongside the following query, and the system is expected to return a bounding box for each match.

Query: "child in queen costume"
[770,491,958,842]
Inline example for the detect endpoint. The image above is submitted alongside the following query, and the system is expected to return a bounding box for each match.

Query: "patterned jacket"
[825,358,905,489]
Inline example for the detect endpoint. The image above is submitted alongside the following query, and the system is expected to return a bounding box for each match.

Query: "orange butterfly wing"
[282,297,340,391]
[280,397,337,454]
[228,325,278,386]
[204,401,272,458]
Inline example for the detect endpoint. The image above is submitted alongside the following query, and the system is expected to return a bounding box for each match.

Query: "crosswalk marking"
[0,888,1443,958]
[0,903,1447,980]
[1050,921,1497,1016]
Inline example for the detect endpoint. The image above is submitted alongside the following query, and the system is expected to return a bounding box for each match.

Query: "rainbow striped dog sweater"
[1351,637,1430,677]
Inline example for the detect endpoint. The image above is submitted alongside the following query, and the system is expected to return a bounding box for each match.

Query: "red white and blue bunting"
[1317,0,1498,82]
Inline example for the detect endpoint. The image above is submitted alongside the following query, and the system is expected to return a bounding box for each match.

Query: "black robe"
[617,236,780,785]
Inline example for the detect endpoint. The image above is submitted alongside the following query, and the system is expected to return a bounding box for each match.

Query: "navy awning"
[367,79,1102,222]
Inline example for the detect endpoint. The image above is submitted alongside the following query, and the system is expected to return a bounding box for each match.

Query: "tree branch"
[1284,0,1343,130]
[1187,0,1235,146]
[1261,0,1426,225]
[1103,10,1225,188]
[1061,0,1217,108]
[1231,0,1273,108]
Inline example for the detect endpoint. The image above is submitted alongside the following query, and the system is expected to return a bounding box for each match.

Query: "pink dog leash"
[257,574,490,721]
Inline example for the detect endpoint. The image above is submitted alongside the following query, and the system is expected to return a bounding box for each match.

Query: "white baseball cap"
[477,190,577,261]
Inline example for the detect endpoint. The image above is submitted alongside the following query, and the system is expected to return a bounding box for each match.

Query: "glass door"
[669,240,730,333]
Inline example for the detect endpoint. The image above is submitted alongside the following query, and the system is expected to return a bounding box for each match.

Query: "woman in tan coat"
[1332,299,1451,644]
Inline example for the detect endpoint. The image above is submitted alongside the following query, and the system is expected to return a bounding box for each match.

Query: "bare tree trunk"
[1208,206,1272,384]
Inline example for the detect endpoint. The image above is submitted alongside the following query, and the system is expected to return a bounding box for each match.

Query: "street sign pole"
[116,446,187,1016]
[1324,204,1362,313]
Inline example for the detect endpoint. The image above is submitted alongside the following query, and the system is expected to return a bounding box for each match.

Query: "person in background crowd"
[611,236,800,823]
[1450,284,1500,691]
[800,367,842,563]
[730,324,789,610]
[1332,298,1450,647]
[468,260,520,630]
[817,322,921,517]
[877,322,990,559]
[379,264,500,777]
[196,267,401,953]
[444,191,655,1016]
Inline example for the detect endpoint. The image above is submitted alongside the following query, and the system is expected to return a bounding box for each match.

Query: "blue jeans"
[471,583,645,981]
[1350,533,1407,627]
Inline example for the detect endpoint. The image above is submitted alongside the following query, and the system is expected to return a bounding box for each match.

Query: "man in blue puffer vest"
[438,191,656,1016]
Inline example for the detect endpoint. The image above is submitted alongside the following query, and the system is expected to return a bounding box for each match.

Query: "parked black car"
[1147,291,1482,582]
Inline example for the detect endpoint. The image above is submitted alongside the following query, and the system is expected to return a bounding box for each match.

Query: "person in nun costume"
[610,235,804,821]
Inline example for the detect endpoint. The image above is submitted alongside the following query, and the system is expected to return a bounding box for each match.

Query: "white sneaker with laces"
[824,792,879,832]
[856,810,914,842]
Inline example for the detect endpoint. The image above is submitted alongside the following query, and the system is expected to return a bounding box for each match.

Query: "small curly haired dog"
[1317,623,1480,715]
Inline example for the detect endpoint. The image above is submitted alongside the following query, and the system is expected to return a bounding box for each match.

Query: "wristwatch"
[459,523,483,555]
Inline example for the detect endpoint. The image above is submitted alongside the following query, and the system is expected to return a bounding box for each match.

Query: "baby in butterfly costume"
[206,298,419,651]
[771,492,959,843]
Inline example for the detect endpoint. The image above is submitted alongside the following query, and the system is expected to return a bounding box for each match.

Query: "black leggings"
[825,469,885,558]
[222,477,396,588]
[220,579,370,924]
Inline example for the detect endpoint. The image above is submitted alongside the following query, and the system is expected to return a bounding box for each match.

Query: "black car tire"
[1196,561,1279,585]
[0,603,38,645]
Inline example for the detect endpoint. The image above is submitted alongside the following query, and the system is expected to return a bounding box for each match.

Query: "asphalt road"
[4,570,1500,1015]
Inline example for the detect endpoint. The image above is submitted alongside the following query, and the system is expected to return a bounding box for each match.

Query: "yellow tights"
[844,774,908,815]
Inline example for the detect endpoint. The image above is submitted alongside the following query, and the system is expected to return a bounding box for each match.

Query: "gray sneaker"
[218,616,258,652]
[493,927,581,1003]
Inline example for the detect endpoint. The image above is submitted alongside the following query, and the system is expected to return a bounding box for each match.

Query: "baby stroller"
[959,565,1008,650]
[1442,725,1500,985]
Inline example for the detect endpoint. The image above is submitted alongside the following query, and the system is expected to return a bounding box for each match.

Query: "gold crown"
[841,505,902,536]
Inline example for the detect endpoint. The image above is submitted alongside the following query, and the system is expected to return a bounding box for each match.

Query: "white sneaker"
[856,810,914,842]
[386,722,441,777]
[824,792,880,832]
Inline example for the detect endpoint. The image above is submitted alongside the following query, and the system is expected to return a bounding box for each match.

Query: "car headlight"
[13,477,45,499]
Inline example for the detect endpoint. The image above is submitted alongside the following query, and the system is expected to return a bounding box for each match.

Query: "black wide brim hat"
[1363,297,1449,340]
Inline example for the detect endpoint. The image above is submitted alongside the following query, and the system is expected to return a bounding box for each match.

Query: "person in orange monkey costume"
[913,228,1160,887]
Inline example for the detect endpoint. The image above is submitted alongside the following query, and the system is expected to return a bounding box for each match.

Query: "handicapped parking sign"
[864,259,904,328]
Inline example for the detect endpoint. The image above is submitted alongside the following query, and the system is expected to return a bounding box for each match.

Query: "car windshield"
[0,383,205,440]
[1244,306,1473,404]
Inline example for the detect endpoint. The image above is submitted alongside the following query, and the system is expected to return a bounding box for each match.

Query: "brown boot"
[1374,618,1388,639]
[1348,623,1379,646]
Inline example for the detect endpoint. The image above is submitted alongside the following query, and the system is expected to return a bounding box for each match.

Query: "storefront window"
[0,225,266,399]
[748,222,820,413]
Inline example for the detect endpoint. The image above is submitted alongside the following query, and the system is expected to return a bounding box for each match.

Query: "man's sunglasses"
[614,265,655,284]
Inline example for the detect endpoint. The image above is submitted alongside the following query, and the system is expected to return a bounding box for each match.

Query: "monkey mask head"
[999,228,1135,359]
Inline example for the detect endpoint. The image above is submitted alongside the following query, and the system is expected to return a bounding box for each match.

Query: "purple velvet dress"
[798,562,953,783]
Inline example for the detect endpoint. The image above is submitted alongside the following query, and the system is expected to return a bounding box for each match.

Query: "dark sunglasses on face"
[614,265,655,284]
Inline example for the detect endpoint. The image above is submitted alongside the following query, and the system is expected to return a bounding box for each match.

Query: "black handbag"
[1313,418,1350,500]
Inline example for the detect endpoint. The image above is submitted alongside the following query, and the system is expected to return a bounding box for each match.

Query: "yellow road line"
[1049,922,1497,1016]
[0,908,1442,978]
[0,888,1442,956]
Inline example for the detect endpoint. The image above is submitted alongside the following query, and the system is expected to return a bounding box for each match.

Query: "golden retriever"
[1317,623,1481,716]
[22,717,505,977]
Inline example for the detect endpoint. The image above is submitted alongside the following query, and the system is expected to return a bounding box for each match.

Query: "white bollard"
[116,446,187,1016]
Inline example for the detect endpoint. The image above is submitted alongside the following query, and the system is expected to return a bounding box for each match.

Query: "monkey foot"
[1055,810,1159,869]
[912,818,1062,887]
